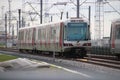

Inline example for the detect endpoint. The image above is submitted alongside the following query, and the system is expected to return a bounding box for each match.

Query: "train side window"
[43,29,46,40]
[21,31,23,40]
[21,31,24,41]
[41,29,43,40]
[30,29,33,41]
[38,29,41,40]
[53,29,56,39]
[25,30,28,41]
[53,30,56,34]
[29,29,32,41]
[26,30,28,41]
[31,28,35,42]
[50,27,56,40]
[47,27,50,40]
[50,27,52,39]
[19,32,21,40]
[28,29,30,40]
[41,28,45,40]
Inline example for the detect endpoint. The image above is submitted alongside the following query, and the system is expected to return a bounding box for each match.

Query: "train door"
[114,24,120,53]
[110,23,115,52]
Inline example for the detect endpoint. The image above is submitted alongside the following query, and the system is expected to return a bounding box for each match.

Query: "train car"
[18,18,91,57]
[110,19,120,58]
[91,18,120,59]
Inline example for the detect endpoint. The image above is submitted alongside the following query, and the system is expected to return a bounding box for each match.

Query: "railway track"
[0,47,120,69]
[76,57,120,69]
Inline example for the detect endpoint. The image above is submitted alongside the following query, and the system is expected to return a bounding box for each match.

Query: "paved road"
[0,50,120,80]
[0,61,120,80]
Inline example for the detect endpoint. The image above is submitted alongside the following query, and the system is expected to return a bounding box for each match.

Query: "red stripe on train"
[59,22,63,47]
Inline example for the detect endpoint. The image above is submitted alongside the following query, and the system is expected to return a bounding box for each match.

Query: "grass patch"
[0,54,17,62]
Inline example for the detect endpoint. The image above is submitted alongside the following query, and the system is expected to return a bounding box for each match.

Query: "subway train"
[91,19,120,59]
[18,18,91,58]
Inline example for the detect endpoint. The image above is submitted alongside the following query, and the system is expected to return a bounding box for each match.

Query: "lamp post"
[5,14,7,48]
[8,0,12,34]
[40,0,43,24]
[77,0,79,18]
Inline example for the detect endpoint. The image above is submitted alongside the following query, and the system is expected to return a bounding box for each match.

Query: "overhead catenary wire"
[107,2,120,15]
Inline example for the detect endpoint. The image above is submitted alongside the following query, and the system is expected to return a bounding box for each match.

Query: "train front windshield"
[64,23,88,41]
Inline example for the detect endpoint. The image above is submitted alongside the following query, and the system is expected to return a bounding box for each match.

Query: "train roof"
[19,20,65,30]
[19,18,88,30]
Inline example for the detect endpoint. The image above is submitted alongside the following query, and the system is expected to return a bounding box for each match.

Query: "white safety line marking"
[50,63,91,78]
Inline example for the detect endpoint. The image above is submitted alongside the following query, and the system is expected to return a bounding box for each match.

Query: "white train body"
[18,18,91,57]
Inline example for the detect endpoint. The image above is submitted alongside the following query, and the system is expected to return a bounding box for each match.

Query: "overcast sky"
[0,0,120,39]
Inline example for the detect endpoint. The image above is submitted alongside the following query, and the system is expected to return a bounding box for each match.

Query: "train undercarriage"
[19,46,89,58]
